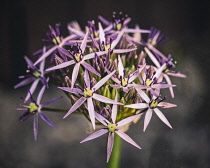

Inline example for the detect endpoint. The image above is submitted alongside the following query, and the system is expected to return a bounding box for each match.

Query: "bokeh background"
[1,0,210,167]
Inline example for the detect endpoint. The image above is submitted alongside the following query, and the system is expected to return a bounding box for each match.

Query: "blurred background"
[1,0,210,167]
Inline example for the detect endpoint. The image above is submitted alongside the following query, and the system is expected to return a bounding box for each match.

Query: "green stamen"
[74,53,83,62]
[52,36,61,45]
[121,78,128,87]
[145,79,153,86]
[24,103,39,114]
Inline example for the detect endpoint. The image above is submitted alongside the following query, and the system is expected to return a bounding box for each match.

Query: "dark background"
[0,0,210,168]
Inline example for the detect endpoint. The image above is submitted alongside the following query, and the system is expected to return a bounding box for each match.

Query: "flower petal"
[124,103,149,109]
[111,92,118,123]
[71,63,80,89]
[33,114,38,141]
[14,77,34,89]
[117,114,142,127]
[144,47,160,68]
[80,31,89,53]
[81,61,101,77]
[34,45,58,66]
[80,128,108,143]
[163,74,174,98]
[158,102,177,108]
[93,93,123,105]
[95,112,109,126]
[118,55,124,78]
[98,22,106,44]
[110,84,122,89]
[87,98,96,129]
[63,97,86,119]
[154,108,172,129]
[84,69,90,88]
[115,130,141,149]
[143,108,153,132]
[113,48,136,54]
[39,111,56,129]
[25,79,40,102]
[107,132,114,163]
[58,87,82,94]
[46,60,75,71]
[41,96,63,108]
[92,70,116,91]
[135,87,150,103]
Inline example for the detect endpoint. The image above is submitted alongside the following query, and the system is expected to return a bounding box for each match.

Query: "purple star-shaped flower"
[17,83,62,141]
[80,93,141,162]
[14,47,48,102]
[59,70,123,129]
[125,88,177,132]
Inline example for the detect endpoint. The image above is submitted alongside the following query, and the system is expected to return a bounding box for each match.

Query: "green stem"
[107,134,122,168]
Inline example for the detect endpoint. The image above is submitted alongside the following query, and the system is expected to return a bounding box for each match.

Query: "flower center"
[121,78,128,87]
[52,36,62,45]
[33,71,41,78]
[83,88,93,97]
[24,103,39,114]
[145,78,153,86]
[74,53,83,62]
[148,38,157,46]
[104,44,111,51]
[149,100,159,109]
[108,123,117,132]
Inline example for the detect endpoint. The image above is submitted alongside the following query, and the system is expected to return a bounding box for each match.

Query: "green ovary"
[121,78,128,87]
[28,103,39,114]
[74,53,82,62]
[149,100,158,109]
[83,88,93,97]
[145,79,153,86]
[108,123,117,132]
[52,36,61,45]
[33,71,41,78]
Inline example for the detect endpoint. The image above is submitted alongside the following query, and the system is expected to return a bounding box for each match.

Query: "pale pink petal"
[98,15,111,25]
[143,108,153,132]
[58,87,82,94]
[34,45,58,65]
[115,130,141,149]
[25,79,40,102]
[37,84,47,105]
[98,22,106,44]
[135,87,150,103]
[144,47,160,68]
[163,74,174,98]
[110,84,122,89]
[80,31,89,53]
[63,97,86,119]
[117,114,142,127]
[83,51,108,60]
[80,128,108,143]
[111,93,118,123]
[95,112,109,126]
[107,132,114,163]
[81,61,100,77]
[14,77,34,89]
[124,103,149,109]
[167,72,187,78]
[68,25,85,37]
[152,84,175,89]
[113,48,136,54]
[123,87,129,93]
[92,70,116,91]
[154,108,172,129]
[71,63,80,89]
[46,60,75,71]
[33,114,38,141]
[118,55,124,78]
[111,28,125,49]
[158,102,177,108]
[152,63,166,81]
[150,46,168,61]
[93,93,123,105]
[125,28,150,34]
[87,98,96,129]
[39,47,46,73]
[84,69,90,88]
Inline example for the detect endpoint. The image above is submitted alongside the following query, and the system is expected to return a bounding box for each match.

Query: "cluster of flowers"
[15,12,186,162]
